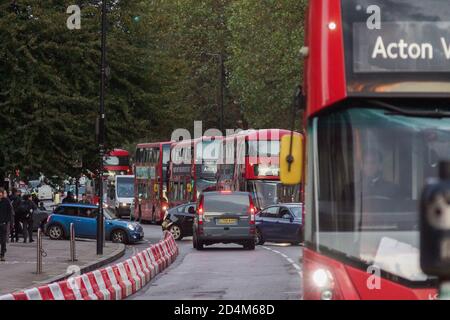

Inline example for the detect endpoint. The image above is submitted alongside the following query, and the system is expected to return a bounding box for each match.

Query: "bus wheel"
[169,224,183,241]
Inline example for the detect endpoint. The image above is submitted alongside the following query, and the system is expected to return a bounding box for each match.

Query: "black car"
[161,203,196,240]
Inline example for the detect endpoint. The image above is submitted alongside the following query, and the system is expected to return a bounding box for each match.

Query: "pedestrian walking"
[8,188,22,243]
[0,187,13,261]
[16,194,36,243]
[31,192,39,207]
[38,201,46,211]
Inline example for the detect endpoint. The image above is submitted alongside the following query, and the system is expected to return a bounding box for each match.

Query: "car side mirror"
[188,206,195,214]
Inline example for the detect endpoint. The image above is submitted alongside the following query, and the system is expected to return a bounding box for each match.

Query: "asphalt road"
[124,224,303,300]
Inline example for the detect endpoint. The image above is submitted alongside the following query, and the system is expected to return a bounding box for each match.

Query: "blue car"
[255,203,303,245]
[46,204,144,244]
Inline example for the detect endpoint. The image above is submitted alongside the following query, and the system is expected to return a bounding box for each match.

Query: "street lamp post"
[97,0,107,255]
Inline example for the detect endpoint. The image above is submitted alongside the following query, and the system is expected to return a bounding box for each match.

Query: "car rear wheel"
[291,230,304,246]
[192,234,197,249]
[255,228,265,245]
[111,230,127,244]
[196,238,204,250]
[169,224,183,241]
[48,224,64,240]
[244,241,255,250]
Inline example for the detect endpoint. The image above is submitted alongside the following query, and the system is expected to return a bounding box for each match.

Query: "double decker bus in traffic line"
[169,136,222,208]
[134,142,171,223]
[217,129,302,210]
[280,0,450,300]
[104,149,133,176]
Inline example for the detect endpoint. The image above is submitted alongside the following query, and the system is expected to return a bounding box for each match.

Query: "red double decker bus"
[134,142,171,223]
[217,129,301,209]
[169,136,222,208]
[280,0,450,300]
[104,149,133,176]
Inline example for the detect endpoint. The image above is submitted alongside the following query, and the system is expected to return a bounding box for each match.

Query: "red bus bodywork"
[169,136,222,208]
[217,129,302,209]
[104,149,133,175]
[301,0,441,300]
[134,142,171,223]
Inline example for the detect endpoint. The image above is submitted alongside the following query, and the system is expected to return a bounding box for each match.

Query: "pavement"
[0,237,125,296]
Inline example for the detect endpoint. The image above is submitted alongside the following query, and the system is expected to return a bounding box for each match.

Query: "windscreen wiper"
[366,100,450,118]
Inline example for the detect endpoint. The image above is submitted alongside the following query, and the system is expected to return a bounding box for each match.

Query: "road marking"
[262,246,303,280]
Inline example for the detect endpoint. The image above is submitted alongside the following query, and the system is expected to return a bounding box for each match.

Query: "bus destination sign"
[354,22,450,73]
[342,0,450,95]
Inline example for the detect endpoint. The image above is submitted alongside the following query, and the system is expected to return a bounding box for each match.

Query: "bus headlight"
[312,269,332,288]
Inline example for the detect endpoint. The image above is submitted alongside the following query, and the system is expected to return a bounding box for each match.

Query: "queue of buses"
[133,129,302,225]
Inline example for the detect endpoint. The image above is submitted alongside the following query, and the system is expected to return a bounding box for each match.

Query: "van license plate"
[217,218,237,225]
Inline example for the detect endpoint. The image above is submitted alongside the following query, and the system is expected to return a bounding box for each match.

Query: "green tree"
[227,0,307,128]
[0,1,169,178]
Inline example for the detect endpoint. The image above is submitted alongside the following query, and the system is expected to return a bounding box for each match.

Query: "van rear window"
[203,194,250,214]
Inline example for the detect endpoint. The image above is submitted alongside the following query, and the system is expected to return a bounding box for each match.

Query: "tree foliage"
[227,0,307,128]
[0,0,307,180]
[0,0,168,178]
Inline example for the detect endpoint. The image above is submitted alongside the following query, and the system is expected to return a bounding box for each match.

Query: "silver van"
[193,191,256,250]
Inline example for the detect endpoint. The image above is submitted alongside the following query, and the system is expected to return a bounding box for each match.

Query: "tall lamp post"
[202,52,225,133]
[97,0,107,255]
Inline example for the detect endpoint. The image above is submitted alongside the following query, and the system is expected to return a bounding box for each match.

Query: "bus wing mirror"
[280,134,303,185]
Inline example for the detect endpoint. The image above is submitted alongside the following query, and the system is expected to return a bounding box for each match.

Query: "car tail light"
[248,195,256,225]
[198,196,204,225]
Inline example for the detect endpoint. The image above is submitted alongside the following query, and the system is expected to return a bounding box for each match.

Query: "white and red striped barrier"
[0,232,178,300]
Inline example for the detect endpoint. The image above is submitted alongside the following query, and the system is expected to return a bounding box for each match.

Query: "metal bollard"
[36,229,43,274]
[70,223,77,262]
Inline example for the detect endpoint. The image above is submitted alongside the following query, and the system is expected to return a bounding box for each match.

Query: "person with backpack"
[0,187,12,261]
[17,194,37,243]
